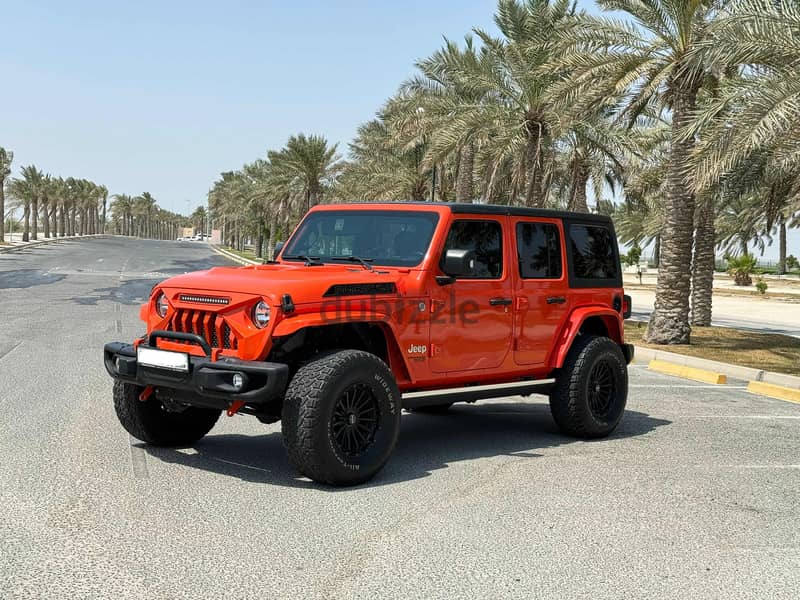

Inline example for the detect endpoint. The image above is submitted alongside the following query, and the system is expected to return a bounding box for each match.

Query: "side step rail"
[402,379,555,409]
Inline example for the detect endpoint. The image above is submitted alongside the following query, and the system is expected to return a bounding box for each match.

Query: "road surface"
[1,238,798,599]
[629,288,800,338]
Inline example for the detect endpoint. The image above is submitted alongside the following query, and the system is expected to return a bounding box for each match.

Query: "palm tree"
[268,134,342,212]
[98,185,108,234]
[560,1,724,344]
[0,147,12,243]
[110,194,134,236]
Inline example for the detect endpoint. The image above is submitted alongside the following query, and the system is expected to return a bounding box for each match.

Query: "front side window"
[516,222,562,279]
[282,210,439,267]
[440,219,503,279]
[569,224,618,280]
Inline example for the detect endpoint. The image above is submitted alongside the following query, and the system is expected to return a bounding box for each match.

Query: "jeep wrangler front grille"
[167,309,238,350]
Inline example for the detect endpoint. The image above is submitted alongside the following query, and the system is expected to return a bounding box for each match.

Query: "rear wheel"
[549,335,627,438]
[113,381,221,446]
[282,350,401,486]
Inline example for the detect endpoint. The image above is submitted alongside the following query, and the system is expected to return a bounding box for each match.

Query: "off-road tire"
[407,403,454,414]
[282,350,401,486]
[113,381,221,446]
[549,335,627,438]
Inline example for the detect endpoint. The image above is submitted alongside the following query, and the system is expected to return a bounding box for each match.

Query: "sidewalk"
[0,232,107,253]
[623,269,800,296]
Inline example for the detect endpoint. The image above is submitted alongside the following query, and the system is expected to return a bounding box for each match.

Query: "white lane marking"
[719,465,800,469]
[685,415,800,419]
[630,385,749,389]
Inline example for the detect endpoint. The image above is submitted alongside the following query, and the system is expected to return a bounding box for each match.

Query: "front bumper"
[103,331,289,407]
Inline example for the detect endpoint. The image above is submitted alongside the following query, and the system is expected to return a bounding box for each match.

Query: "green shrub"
[755,278,768,295]
[787,255,799,272]
[622,245,642,267]
[726,254,757,286]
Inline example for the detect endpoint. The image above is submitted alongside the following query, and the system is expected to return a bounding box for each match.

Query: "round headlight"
[156,292,169,318]
[252,300,270,328]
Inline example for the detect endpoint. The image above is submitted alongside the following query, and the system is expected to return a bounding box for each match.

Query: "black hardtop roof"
[330,201,614,224]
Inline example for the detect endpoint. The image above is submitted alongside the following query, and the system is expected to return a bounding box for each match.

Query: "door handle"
[546,296,566,304]
[489,297,513,306]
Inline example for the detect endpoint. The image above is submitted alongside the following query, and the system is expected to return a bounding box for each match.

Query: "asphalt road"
[629,288,800,338]
[1,238,798,599]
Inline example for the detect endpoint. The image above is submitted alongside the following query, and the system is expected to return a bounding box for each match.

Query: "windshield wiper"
[332,256,374,271]
[282,254,323,266]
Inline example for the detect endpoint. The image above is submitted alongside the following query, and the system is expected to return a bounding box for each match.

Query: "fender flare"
[549,306,624,369]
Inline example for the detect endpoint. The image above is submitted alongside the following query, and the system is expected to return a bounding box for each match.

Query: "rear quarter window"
[567,223,621,287]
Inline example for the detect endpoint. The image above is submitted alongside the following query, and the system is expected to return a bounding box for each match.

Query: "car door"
[512,218,571,366]
[429,216,513,373]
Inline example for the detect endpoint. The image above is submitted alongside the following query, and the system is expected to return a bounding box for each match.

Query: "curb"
[210,244,262,266]
[634,344,800,404]
[746,381,800,404]
[647,359,727,385]
[0,234,108,254]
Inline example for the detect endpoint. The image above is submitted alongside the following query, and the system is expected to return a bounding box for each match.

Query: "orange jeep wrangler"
[104,202,633,485]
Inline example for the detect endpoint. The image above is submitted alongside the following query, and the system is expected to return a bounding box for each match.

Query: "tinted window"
[283,210,439,267]
[516,222,562,279]
[441,220,503,279]
[569,224,618,280]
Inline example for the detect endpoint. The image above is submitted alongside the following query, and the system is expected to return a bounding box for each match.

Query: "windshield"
[282,210,439,267]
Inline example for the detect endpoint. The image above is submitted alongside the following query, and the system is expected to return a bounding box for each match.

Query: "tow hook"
[227,400,246,417]
[139,385,155,402]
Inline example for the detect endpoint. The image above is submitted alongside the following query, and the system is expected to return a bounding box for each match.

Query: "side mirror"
[273,241,284,258]
[443,249,475,277]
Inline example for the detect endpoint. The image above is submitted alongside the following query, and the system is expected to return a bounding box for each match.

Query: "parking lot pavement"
[1,239,798,599]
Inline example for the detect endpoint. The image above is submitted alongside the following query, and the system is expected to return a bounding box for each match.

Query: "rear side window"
[568,224,619,281]
[441,220,503,279]
[516,222,562,279]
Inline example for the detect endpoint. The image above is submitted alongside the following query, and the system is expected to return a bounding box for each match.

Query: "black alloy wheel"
[331,383,380,457]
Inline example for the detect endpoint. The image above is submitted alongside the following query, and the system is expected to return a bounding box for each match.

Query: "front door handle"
[546,296,566,305]
[489,297,513,306]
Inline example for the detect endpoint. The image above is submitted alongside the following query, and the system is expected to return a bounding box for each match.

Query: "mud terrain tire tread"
[113,381,221,446]
[549,335,627,439]
[282,350,401,486]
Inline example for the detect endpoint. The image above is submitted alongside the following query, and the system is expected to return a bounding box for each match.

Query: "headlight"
[156,292,169,318]
[252,300,270,328]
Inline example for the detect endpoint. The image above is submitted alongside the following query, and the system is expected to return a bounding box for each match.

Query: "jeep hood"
[158,263,406,305]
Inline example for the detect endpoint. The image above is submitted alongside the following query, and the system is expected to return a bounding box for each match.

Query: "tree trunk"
[59,204,66,237]
[690,199,715,327]
[267,222,275,260]
[31,195,39,240]
[50,204,57,237]
[644,86,698,345]
[524,122,545,208]
[740,239,748,256]
[23,202,30,242]
[777,216,786,275]
[102,199,107,234]
[0,179,5,243]
[42,199,50,238]
[456,142,475,203]
[653,235,660,268]
[567,151,590,213]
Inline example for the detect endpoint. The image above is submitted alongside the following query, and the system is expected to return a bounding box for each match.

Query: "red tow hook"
[227,400,245,417]
[139,385,155,402]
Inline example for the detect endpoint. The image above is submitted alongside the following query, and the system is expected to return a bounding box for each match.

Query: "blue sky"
[1,1,795,260]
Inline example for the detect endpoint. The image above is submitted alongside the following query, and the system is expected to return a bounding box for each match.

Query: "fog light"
[232,373,244,391]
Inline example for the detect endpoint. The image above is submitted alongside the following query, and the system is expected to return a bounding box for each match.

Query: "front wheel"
[113,381,221,446]
[549,335,628,438]
[282,350,401,486]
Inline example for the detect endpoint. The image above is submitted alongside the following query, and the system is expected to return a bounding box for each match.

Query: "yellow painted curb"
[647,360,727,385]
[746,381,800,404]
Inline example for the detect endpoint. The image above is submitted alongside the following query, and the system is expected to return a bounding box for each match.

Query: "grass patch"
[625,321,800,376]
[220,246,263,263]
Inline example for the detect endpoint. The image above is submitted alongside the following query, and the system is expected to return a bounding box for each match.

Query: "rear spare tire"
[113,381,221,446]
[282,350,401,486]
[549,335,627,438]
